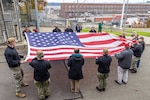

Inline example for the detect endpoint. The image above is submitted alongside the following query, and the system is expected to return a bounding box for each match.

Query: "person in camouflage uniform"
[30,50,51,100]
[4,37,28,98]
[95,48,112,92]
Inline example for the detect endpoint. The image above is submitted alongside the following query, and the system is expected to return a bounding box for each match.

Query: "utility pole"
[34,0,40,32]
[13,0,22,41]
[120,0,126,29]
[125,0,129,18]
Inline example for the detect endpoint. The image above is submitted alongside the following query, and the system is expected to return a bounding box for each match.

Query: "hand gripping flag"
[25,32,131,62]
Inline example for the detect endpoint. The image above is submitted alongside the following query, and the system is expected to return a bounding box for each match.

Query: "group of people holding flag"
[96,36,145,92]
[4,29,145,100]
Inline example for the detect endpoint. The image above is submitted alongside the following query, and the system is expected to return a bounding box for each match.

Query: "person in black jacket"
[89,26,97,33]
[95,48,112,92]
[136,37,145,68]
[115,44,133,85]
[29,50,51,100]
[22,25,31,40]
[130,39,143,73]
[4,37,28,98]
[76,24,82,32]
[52,26,61,32]
[119,32,126,38]
[65,26,73,32]
[67,48,84,94]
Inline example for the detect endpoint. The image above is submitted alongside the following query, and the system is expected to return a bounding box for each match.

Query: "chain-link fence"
[0,0,22,44]
[40,19,66,27]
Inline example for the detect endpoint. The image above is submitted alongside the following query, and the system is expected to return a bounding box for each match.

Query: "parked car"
[112,21,119,26]
[125,17,138,28]
[125,17,147,28]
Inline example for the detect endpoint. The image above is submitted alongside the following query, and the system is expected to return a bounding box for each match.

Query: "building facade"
[60,3,150,18]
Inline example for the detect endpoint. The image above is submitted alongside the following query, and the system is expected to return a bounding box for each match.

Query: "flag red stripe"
[26,47,124,62]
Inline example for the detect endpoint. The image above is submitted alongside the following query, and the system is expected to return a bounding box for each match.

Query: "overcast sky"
[47,0,147,3]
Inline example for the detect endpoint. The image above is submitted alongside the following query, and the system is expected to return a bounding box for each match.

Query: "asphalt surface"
[0,46,150,100]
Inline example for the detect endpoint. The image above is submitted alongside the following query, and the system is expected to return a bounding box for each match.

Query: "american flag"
[25,32,130,62]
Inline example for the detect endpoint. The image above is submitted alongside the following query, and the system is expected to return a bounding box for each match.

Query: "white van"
[125,17,138,28]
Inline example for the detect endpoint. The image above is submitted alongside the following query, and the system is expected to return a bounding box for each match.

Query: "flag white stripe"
[79,35,115,42]
[83,41,122,47]
[29,46,124,54]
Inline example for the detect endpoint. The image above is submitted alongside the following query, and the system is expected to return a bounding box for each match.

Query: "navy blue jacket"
[22,29,31,40]
[96,55,112,73]
[131,44,143,57]
[115,48,133,69]
[53,28,61,32]
[141,41,145,53]
[29,58,51,82]
[67,54,84,80]
[76,25,82,32]
[4,46,23,68]
[89,30,96,33]
[65,28,73,32]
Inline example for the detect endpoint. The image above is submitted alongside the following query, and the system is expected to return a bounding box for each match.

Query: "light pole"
[120,0,126,29]
[124,0,129,23]
[125,0,129,16]
[34,0,40,32]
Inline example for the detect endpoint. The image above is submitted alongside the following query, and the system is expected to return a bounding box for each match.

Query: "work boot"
[21,82,29,87]
[16,91,26,98]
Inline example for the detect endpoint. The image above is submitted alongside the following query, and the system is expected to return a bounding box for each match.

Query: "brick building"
[60,3,150,18]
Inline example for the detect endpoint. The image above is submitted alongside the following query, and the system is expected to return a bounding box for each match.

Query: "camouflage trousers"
[10,66,24,92]
[34,79,50,99]
[132,56,140,71]
[97,72,109,89]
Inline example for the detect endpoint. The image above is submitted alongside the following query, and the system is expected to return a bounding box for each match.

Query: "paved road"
[0,46,150,100]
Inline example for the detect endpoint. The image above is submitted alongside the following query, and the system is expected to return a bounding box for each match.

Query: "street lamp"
[120,0,126,29]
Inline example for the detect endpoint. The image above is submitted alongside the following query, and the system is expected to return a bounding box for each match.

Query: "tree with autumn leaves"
[30,0,48,11]
[18,0,47,24]
[19,0,47,14]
